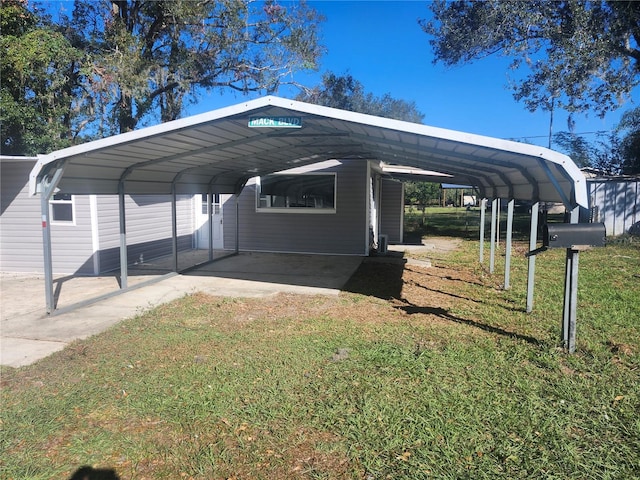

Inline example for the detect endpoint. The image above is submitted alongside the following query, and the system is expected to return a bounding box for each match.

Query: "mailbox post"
[540,222,606,353]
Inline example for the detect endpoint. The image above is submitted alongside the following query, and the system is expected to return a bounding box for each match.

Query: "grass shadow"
[396,300,542,346]
[343,259,405,300]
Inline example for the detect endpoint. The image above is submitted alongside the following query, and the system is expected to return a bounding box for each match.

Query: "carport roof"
[30,95,588,208]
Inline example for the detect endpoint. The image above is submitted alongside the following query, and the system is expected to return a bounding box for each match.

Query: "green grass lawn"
[2,211,639,479]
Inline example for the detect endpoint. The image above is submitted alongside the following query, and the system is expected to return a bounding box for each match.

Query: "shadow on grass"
[343,256,541,346]
[69,466,120,480]
[404,277,483,304]
[343,260,405,300]
[396,300,542,346]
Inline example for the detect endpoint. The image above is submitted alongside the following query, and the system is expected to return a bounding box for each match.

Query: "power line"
[506,130,614,141]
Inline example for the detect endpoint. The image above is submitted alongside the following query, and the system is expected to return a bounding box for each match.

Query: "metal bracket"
[525,246,548,257]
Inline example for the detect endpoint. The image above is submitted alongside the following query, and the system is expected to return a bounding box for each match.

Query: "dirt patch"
[424,236,463,253]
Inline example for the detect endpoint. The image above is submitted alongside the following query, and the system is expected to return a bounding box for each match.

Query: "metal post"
[562,248,580,353]
[118,181,128,289]
[496,198,501,246]
[504,199,514,289]
[171,185,178,272]
[562,207,580,352]
[207,189,213,261]
[40,186,55,313]
[526,202,539,313]
[235,194,240,254]
[38,166,66,313]
[479,198,486,263]
[490,198,497,273]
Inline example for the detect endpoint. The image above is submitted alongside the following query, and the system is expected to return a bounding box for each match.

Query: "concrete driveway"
[0,252,363,368]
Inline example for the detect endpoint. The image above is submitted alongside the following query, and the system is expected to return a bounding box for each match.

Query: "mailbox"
[543,222,606,249]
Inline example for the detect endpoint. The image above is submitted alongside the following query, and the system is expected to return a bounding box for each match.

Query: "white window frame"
[200,193,221,215]
[49,193,76,225]
[255,173,337,214]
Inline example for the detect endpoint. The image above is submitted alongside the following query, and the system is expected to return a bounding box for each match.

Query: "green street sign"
[248,116,302,128]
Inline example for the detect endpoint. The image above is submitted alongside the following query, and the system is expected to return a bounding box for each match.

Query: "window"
[256,174,336,213]
[49,193,74,223]
[201,193,221,214]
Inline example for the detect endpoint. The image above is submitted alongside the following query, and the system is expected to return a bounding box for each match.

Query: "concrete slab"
[0,252,362,368]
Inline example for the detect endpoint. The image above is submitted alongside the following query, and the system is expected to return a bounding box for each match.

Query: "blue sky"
[196,1,637,149]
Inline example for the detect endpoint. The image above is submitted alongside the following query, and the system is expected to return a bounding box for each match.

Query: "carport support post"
[207,190,213,261]
[235,194,240,253]
[490,198,497,273]
[496,198,501,246]
[562,207,580,353]
[171,185,178,272]
[39,167,64,314]
[526,202,539,313]
[118,182,128,290]
[504,199,514,289]
[40,191,54,313]
[479,199,486,262]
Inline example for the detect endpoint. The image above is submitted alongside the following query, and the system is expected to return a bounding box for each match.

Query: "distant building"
[582,169,639,236]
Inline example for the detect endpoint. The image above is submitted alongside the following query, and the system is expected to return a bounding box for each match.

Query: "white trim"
[0,155,38,162]
[233,248,367,257]
[256,208,337,214]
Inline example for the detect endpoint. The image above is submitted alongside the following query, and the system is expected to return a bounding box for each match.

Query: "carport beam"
[504,199,514,289]
[118,182,128,290]
[526,202,539,313]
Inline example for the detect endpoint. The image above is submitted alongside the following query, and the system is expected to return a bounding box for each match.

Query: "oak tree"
[1,0,84,154]
[422,1,640,118]
[63,0,325,134]
[297,72,425,123]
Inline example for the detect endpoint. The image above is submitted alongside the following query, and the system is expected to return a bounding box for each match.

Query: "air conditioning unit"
[378,234,388,254]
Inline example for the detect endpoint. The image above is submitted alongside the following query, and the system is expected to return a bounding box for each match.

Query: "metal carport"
[30,95,589,350]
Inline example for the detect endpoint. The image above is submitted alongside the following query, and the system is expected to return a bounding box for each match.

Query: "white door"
[195,194,224,249]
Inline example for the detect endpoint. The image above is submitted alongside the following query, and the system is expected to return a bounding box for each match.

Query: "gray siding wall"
[380,179,403,243]
[1,160,94,274]
[588,178,639,236]
[1,160,196,274]
[224,160,368,255]
[97,194,194,272]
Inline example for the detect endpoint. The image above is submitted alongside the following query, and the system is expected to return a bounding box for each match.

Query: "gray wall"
[588,178,639,236]
[1,160,95,274]
[225,160,368,255]
[1,159,196,274]
[96,194,195,272]
[380,179,403,243]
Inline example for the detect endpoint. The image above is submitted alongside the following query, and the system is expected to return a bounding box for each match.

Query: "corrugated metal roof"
[30,96,588,207]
